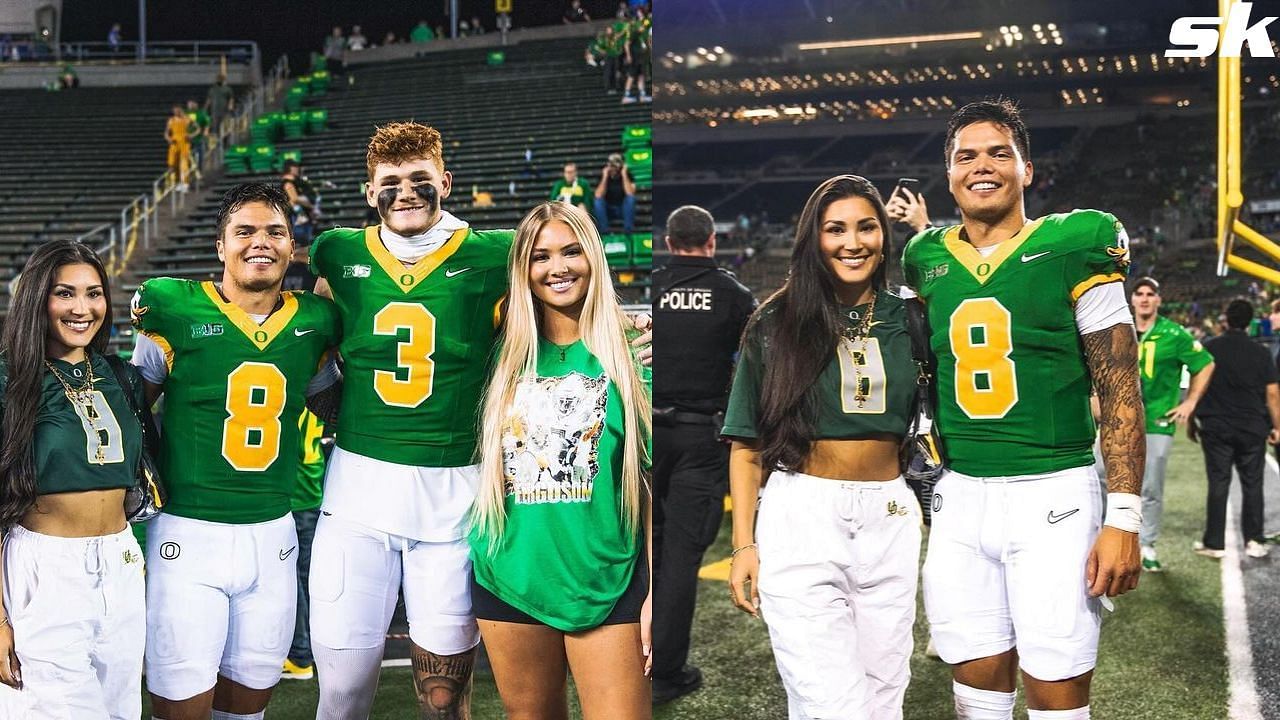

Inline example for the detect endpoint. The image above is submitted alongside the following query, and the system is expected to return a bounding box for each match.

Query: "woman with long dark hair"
[0,240,147,719]
[724,175,921,720]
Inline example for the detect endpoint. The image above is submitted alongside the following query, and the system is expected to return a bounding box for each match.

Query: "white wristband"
[1104,492,1142,533]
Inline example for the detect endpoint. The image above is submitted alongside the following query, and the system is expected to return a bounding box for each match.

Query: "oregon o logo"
[932,493,943,514]
[401,274,414,286]
[976,263,991,277]
[159,542,181,560]
[254,330,268,343]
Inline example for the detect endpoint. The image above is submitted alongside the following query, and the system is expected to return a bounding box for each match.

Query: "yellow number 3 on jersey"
[373,302,438,408]
[949,298,1018,419]
[222,362,287,471]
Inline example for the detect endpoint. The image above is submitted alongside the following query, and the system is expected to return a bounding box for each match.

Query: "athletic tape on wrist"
[1103,492,1142,533]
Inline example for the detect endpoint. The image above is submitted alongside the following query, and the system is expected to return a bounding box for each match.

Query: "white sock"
[953,681,1016,720]
[211,712,265,720]
[314,643,385,720]
[1028,708,1090,719]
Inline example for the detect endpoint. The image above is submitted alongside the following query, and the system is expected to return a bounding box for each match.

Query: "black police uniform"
[651,253,756,696]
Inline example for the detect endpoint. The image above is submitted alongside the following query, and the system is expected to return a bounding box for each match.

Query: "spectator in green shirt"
[549,163,592,209]
[410,20,436,43]
[185,99,211,169]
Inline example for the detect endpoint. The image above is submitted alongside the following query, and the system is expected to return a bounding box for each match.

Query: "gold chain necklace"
[841,293,878,408]
[45,356,108,464]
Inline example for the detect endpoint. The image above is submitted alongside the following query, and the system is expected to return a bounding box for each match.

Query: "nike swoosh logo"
[1021,251,1052,263]
[280,546,296,561]
[444,268,471,278]
[1047,508,1080,524]
[294,328,315,336]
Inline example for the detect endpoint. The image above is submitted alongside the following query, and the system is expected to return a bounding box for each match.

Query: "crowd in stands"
[583,2,651,104]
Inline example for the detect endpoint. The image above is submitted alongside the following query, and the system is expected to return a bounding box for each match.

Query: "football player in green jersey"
[131,183,340,720]
[1128,277,1214,572]
[307,122,512,720]
[0,240,147,719]
[725,176,921,719]
[901,99,1145,720]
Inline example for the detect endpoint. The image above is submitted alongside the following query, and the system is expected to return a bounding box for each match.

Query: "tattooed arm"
[1081,322,1145,597]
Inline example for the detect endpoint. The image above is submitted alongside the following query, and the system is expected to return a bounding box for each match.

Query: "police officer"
[652,205,756,704]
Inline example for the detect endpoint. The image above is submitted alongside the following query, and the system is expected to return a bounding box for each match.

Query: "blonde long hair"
[472,203,652,549]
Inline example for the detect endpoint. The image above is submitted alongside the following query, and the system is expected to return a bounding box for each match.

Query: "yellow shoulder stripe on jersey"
[493,293,507,330]
[1070,273,1126,303]
[200,282,300,350]
[139,330,175,372]
[941,217,1046,285]
[364,225,470,293]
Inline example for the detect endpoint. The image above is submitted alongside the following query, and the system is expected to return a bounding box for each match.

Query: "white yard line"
[381,658,412,668]
[1223,460,1269,720]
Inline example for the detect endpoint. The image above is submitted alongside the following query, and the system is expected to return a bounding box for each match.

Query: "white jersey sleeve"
[1075,281,1132,335]
[130,333,169,384]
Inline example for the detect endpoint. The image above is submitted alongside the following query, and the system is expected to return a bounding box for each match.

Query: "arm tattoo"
[410,645,475,720]
[1082,322,1146,496]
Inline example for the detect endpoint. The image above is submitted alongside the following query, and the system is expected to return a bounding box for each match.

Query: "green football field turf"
[141,435,1228,718]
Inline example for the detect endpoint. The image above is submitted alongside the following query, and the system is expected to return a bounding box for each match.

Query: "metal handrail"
[9,40,261,66]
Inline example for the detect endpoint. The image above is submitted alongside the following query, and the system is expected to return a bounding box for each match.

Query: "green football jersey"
[1138,314,1213,435]
[722,292,916,447]
[310,225,513,466]
[0,354,144,495]
[292,409,326,512]
[901,210,1130,476]
[131,278,341,523]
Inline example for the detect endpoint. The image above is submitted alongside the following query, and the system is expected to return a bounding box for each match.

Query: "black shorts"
[471,550,649,628]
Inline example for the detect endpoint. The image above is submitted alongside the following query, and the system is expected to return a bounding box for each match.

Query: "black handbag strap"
[102,353,159,455]
[903,298,936,429]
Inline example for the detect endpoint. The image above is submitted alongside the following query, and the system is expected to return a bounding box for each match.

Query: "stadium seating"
[137,36,651,296]
[0,84,243,303]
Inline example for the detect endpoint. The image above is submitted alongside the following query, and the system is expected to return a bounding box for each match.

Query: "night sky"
[61,0,627,68]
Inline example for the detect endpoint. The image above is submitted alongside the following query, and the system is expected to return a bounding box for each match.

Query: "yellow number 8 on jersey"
[949,298,1018,419]
[222,362,287,471]
[373,302,437,408]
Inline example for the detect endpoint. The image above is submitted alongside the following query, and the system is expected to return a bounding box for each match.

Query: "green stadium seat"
[602,233,631,268]
[283,111,308,139]
[626,147,653,189]
[310,70,330,95]
[223,144,251,175]
[487,51,505,66]
[621,124,651,148]
[630,233,652,266]
[250,114,280,144]
[309,53,327,73]
[296,76,312,94]
[284,85,307,113]
[248,143,277,172]
[307,108,329,133]
[278,149,302,169]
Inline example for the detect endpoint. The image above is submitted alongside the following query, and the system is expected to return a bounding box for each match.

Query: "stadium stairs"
[126,34,652,339]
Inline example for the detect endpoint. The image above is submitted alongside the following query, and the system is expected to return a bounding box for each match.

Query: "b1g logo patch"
[502,372,608,505]
[343,264,372,278]
[190,323,224,338]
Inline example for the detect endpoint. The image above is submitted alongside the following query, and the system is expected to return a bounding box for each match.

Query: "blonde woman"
[469,202,652,720]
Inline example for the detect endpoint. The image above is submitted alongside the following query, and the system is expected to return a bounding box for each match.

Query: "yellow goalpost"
[1216,0,1278,281]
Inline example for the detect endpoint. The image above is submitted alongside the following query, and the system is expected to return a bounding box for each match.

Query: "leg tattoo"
[411,645,475,720]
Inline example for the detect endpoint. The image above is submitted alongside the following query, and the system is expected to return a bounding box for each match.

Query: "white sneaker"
[1245,540,1270,558]
[1193,541,1226,559]
[1141,545,1163,572]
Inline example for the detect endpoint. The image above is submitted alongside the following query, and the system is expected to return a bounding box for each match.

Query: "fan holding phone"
[885,177,933,233]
